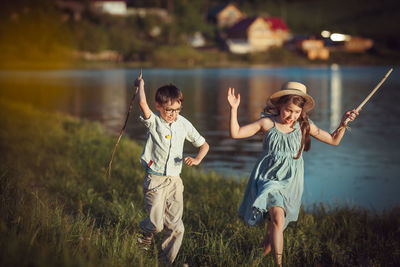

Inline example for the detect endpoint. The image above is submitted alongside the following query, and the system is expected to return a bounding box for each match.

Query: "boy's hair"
[155,84,184,105]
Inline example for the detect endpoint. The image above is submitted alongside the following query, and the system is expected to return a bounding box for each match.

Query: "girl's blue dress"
[238,114,307,229]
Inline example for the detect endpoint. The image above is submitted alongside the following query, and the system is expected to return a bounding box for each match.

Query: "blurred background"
[0,0,399,68]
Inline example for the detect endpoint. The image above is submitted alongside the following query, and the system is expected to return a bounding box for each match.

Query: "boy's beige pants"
[140,173,184,263]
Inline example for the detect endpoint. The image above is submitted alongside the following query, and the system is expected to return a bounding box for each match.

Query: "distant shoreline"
[0,60,395,71]
[1,49,398,71]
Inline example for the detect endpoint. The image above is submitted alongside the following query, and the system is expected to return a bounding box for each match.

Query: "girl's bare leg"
[260,222,273,256]
[269,206,285,267]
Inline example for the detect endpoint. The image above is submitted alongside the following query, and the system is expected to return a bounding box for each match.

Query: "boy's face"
[155,100,182,124]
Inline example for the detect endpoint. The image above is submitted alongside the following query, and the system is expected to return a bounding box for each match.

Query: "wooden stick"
[104,68,142,178]
[344,68,393,125]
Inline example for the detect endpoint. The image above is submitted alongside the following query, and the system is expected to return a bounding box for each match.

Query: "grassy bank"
[1,99,399,266]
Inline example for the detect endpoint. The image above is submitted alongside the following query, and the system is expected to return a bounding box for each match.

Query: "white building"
[91,0,127,16]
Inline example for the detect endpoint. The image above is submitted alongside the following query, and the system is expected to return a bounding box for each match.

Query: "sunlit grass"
[1,99,399,266]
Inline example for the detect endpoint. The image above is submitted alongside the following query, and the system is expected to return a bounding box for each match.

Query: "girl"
[227,81,358,266]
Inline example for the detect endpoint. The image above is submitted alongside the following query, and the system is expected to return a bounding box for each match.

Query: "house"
[225,16,290,54]
[208,3,245,28]
[263,17,291,46]
[55,0,85,21]
[188,32,206,48]
[225,39,251,54]
[343,37,373,52]
[301,39,329,60]
[288,35,330,60]
[322,32,374,53]
[90,0,127,16]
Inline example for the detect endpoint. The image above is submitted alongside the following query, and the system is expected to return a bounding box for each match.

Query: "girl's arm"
[310,109,359,146]
[184,141,210,166]
[135,77,151,119]
[227,88,273,139]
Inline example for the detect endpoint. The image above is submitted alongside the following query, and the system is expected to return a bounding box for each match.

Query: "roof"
[228,17,258,32]
[208,3,240,18]
[263,17,289,31]
[229,16,289,32]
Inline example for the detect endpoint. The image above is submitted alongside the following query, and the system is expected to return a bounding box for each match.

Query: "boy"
[135,77,209,264]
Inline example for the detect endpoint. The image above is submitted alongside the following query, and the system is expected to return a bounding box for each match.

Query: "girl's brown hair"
[264,94,311,159]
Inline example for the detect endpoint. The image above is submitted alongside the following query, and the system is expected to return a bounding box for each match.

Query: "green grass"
[1,99,400,266]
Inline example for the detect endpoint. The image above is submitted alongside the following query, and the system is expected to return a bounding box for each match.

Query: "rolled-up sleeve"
[184,120,205,148]
[139,111,155,128]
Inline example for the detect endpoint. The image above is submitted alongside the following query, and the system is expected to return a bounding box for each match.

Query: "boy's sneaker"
[137,232,153,250]
[158,251,172,266]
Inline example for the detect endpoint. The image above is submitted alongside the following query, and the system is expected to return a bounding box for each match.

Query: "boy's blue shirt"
[139,110,205,176]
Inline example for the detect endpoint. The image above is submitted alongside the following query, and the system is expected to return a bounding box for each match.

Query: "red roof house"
[226,16,291,53]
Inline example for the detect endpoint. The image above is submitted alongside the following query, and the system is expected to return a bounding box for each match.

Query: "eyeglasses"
[164,107,182,115]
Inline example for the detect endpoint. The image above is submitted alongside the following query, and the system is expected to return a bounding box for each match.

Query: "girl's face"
[279,102,302,126]
[156,100,182,124]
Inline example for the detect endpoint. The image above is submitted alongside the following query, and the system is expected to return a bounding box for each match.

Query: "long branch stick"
[344,68,393,125]
[104,68,142,178]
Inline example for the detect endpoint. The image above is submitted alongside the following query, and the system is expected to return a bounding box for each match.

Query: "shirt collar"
[156,111,180,126]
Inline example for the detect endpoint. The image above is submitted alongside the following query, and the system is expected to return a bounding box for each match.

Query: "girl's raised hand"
[341,109,360,125]
[227,87,240,109]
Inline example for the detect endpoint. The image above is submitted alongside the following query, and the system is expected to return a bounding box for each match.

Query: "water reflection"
[329,66,342,131]
[0,70,129,133]
[92,70,128,132]
[0,66,399,210]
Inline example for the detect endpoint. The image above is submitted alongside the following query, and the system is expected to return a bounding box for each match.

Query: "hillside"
[0,0,398,68]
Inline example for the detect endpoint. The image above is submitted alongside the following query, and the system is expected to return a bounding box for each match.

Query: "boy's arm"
[135,78,151,119]
[184,141,209,166]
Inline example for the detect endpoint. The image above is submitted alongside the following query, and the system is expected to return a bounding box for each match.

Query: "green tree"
[0,0,75,62]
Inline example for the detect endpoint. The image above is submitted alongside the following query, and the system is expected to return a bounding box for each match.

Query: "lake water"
[1,66,399,211]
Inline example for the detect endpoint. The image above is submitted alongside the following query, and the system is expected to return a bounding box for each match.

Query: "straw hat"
[268,81,315,111]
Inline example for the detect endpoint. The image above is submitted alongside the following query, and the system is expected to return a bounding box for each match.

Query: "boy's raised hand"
[135,77,144,89]
[227,87,240,109]
[136,76,151,119]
